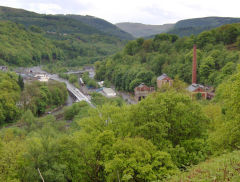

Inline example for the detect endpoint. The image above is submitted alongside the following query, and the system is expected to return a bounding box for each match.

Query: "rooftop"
[157,73,171,81]
[103,87,116,96]
[187,83,205,92]
[137,83,146,87]
[135,83,155,92]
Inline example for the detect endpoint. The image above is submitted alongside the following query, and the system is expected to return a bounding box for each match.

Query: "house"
[134,83,155,102]
[103,87,116,97]
[157,73,173,89]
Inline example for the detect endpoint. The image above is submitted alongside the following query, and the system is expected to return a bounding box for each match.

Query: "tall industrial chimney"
[192,44,197,84]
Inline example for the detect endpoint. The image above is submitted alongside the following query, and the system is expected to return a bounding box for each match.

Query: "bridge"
[49,74,95,108]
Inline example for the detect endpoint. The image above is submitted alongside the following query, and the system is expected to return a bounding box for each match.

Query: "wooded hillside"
[0,6,133,40]
[96,23,240,91]
[0,21,61,66]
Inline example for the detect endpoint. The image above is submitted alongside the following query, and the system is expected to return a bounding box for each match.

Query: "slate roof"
[138,83,146,87]
[135,83,154,91]
[187,83,205,92]
[157,73,170,81]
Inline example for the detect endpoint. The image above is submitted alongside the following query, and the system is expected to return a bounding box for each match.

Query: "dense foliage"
[96,24,240,91]
[208,66,240,152]
[168,150,240,181]
[0,90,211,181]
[64,101,90,120]
[82,72,98,88]
[0,6,127,67]
[0,72,21,124]
[0,71,68,124]
[0,21,62,66]
[54,33,125,67]
[21,81,68,116]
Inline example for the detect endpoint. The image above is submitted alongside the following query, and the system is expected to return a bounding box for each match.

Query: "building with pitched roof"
[187,83,208,99]
[134,83,155,102]
[157,73,173,89]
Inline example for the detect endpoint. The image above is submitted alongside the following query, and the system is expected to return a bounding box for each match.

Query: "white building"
[103,87,116,97]
[34,74,49,82]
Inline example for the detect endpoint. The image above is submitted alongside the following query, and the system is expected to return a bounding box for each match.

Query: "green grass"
[168,151,240,182]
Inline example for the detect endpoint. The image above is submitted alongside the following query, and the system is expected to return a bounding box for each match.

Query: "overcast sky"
[0,0,239,25]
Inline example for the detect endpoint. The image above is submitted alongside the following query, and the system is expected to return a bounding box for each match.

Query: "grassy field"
[168,151,240,182]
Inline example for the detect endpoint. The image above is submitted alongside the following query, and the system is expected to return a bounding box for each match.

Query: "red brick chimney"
[192,44,197,84]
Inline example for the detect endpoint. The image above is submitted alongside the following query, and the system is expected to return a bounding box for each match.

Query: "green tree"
[18,74,24,91]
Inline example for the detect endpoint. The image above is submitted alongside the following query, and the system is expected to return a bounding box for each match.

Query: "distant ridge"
[116,17,240,38]
[168,16,240,37]
[116,22,174,38]
[66,15,134,40]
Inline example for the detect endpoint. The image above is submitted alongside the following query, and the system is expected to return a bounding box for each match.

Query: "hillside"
[0,6,102,36]
[96,23,240,92]
[116,22,174,37]
[0,21,61,66]
[168,151,240,181]
[0,6,133,40]
[0,6,128,67]
[66,15,134,40]
[0,19,124,67]
[168,16,240,37]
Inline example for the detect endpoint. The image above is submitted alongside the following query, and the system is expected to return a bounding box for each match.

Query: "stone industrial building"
[157,73,173,89]
[134,83,155,102]
[134,73,173,102]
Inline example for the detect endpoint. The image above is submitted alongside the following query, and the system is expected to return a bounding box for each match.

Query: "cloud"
[0,0,93,14]
[0,0,239,24]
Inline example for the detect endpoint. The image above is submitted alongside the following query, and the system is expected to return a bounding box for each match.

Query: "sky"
[0,0,239,25]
